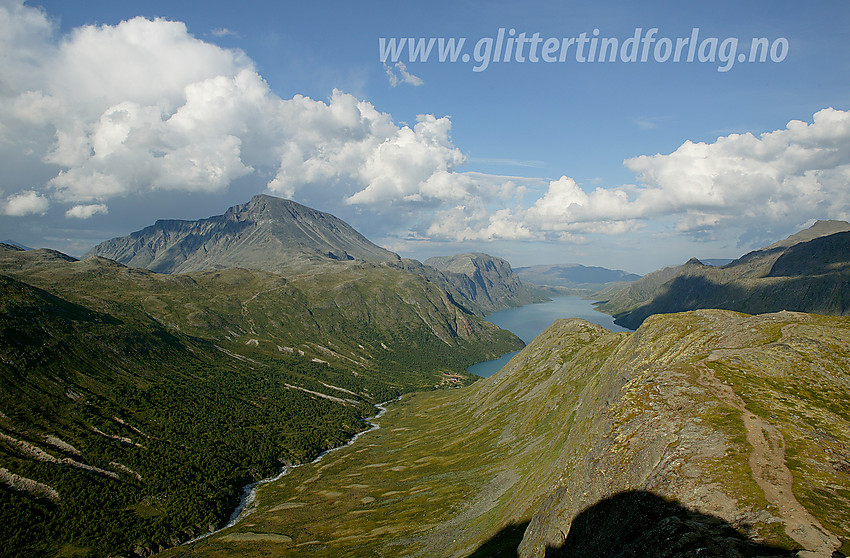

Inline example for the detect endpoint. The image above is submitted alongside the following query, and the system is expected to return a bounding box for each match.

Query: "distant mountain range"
[515,263,641,291]
[597,220,850,329]
[700,258,734,267]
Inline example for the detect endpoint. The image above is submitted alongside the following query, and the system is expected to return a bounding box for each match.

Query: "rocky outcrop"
[0,467,59,502]
[513,311,849,558]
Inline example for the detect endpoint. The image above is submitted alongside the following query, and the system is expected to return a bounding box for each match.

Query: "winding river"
[467,295,631,378]
[185,400,393,545]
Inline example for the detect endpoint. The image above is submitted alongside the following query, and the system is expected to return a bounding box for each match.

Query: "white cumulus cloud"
[0,4,259,207]
[623,107,850,241]
[0,2,473,224]
[424,108,850,246]
[65,204,108,219]
[384,62,423,87]
[4,190,49,216]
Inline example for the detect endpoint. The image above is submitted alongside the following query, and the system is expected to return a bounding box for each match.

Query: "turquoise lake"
[467,296,632,378]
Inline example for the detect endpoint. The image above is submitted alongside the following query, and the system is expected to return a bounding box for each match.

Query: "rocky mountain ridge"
[596,220,850,329]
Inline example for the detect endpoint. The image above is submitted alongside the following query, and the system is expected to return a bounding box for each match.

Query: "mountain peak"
[245,193,303,211]
[87,195,399,274]
[225,194,319,219]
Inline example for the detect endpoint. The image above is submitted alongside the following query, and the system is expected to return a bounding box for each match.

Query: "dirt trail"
[241,286,286,334]
[696,361,839,557]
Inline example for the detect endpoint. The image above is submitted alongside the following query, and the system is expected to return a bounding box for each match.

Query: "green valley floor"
[167,310,850,558]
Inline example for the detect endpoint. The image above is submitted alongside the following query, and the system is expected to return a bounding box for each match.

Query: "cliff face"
[422,252,547,315]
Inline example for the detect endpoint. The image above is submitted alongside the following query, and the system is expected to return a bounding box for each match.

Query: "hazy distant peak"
[514,263,641,289]
[0,242,25,252]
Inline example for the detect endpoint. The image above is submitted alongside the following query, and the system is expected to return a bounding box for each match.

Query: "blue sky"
[2,0,849,273]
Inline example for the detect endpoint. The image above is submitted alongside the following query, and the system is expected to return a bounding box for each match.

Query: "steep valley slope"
[421,253,549,314]
[0,245,522,557]
[169,310,850,558]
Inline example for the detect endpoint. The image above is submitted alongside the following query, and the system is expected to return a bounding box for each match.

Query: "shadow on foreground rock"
[467,521,531,558]
[544,490,796,558]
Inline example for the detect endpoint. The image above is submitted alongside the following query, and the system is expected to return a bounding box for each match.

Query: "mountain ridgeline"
[597,220,850,329]
[87,194,539,316]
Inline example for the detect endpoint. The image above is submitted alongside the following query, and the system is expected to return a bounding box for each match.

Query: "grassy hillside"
[169,310,849,557]
[0,247,522,557]
[0,273,371,557]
